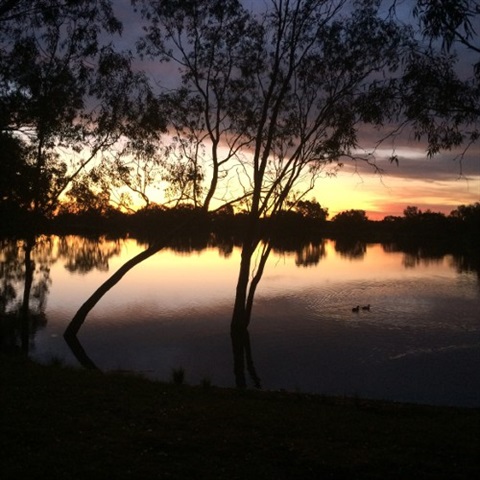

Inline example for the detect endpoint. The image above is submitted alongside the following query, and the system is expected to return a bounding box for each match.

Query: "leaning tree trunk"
[64,218,195,341]
[63,331,99,370]
[64,240,164,338]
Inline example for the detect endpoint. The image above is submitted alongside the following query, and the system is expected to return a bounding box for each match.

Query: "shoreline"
[2,354,479,479]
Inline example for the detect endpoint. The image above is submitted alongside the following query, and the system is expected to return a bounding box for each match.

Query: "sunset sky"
[112,1,480,221]
[313,143,480,220]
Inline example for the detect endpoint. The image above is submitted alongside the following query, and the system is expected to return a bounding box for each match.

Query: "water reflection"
[294,241,326,267]
[334,238,366,260]
[384,241,480,285]
[59,235,122,274]
[0,235,123,354]
[231,327,261,389]
[1,234,479,406]
[451,253,480,285]
[0,236,50,353]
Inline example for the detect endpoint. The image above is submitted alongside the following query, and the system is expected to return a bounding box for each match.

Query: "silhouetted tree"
[292,199,329,221]
[332,209,369,228]
[136,0,413,334]
[0,133,35,228]
[403,206,423,219]
[390,0,480,157]
[450,202,480,239]
[450,202,480,224]
[0,0,161,225]
[412,0,479,55]
[63,1,480,383]
[135,0,258,211]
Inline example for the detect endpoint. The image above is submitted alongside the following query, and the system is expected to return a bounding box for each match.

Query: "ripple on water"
[303,276,480,331]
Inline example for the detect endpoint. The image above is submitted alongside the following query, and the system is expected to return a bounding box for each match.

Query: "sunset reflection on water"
[4,235,478,407]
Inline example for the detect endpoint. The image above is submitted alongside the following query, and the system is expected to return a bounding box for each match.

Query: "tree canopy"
[395,0,480,157]
[0,0,163,226]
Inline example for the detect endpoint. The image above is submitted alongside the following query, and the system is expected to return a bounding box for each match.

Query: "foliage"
[291,199,329,221]
[133,0,262,211]
[449,202,480,238]
[450,202,480,222]
[161,137,206,208]
[0,132,35,215]
[395,0,480,157]
[0,0,162,224]
[332,209,369,226]
[334,209,368,223]
[412,0,480,55]
[399,50,479,157]
[59,177,113,216]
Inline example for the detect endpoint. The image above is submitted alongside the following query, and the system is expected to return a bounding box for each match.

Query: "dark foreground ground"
[1,354,479,480]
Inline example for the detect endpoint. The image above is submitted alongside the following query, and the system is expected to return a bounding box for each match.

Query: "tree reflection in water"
[58,235,122,274]
[231,326,261,389]
[334,238,366,260]
[1,236,51,353]
[451,253,480,287]
[383,242,480,283]
[2,234,479,393]
[0,235,122,357]
[294,241,326,267]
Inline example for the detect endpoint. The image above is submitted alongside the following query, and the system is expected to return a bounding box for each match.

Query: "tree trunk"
[64,240,164,338]
[64,216,197,342]
[231,325,260,389]
[20,238,34,354]
[63,331,99,370]
[230,245,253,332]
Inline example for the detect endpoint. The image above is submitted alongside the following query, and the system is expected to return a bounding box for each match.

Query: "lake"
[1,234,479,407]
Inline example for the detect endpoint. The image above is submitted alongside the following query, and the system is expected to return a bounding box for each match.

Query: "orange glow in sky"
[311,144,480,220]
[96,127,479,221]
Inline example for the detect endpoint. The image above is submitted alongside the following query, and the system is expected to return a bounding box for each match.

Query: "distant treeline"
[2,201,479,248]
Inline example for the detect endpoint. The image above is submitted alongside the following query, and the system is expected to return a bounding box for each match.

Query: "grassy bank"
[1,354,479,480]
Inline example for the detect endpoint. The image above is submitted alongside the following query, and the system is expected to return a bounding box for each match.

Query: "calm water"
[2,235,479,407]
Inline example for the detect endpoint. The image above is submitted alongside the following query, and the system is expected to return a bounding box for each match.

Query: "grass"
[170,367,186,385]
[1,353,479,480]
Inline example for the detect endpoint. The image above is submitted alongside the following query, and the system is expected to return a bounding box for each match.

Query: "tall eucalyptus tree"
[62,0,479,380]
[135,0,413,336]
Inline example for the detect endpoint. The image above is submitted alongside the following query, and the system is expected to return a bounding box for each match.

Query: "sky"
[110,0,480,221]
[313,142,480,220]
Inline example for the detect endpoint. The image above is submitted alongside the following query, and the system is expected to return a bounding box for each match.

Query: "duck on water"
[352,304,370,312]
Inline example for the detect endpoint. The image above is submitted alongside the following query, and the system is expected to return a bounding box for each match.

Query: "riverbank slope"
[1,355,479,479]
